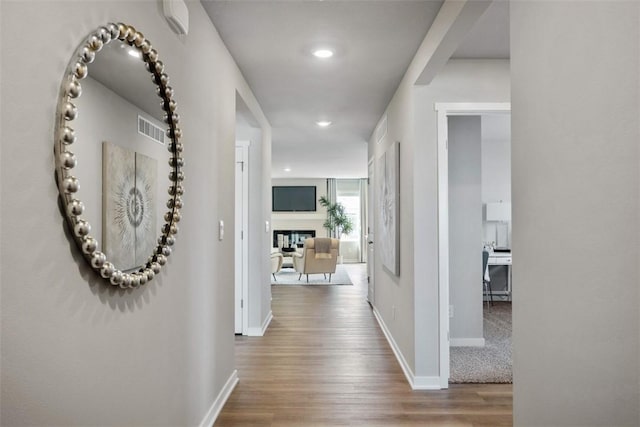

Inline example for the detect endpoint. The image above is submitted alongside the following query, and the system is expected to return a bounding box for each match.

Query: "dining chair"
[482,250,493,308]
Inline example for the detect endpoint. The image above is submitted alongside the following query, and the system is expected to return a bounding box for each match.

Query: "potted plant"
[318,196,354,238]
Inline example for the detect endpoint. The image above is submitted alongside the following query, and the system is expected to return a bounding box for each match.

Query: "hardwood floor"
[215,264,512,426]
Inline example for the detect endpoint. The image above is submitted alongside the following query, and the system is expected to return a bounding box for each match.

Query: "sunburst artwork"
[378,141,399,276]
[103,142,157,271]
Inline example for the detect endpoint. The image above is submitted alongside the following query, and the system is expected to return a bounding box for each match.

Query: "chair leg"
[329,273,332,282]
[488,281,494,305]
[483,282,486,308]
[483,281,490,309]
[298,273,302,280]
[324,273,327,279]
[272,273,277,282]
[306,274,309,283]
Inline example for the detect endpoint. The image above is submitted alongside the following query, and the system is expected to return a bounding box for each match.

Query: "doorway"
[367,159,375,304]
[234,91,269,336]
[436,103,511,387]
[235,141,249,334]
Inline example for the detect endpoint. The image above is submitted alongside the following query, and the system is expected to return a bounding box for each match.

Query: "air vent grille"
[376,115,387,144]
[138,115,165,145]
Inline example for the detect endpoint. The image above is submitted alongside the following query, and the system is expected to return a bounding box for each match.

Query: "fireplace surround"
[273,230,316,248]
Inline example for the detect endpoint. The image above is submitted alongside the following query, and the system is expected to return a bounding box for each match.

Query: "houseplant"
[318,196,354,238]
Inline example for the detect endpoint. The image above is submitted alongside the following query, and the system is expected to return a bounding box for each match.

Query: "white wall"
[370,58,509,383]
[270,178,328,245]
[481,115,511,204]
[481,114,511,292]
[0,1,271,426]
[413,60,509,379]
[511,2,639,425]
[448,116,483,342]
[481,114,511,247]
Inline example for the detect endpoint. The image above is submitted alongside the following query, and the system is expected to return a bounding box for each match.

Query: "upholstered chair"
[292,238,339,282]
[271,252,284,281]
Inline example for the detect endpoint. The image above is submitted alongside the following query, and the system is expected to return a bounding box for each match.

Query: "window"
[335,179,364,262]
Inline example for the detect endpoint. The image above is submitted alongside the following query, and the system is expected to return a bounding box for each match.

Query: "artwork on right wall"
[378,141,400,276]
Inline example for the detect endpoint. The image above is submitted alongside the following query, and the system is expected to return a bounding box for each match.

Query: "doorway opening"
[235,141,249,335]
[334,178,368,263]
[366,158,375,304]
[234,91,266,336]
[436,103,511,387]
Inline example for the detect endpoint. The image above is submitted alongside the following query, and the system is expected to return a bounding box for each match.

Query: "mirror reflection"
[72,39,169,272]
[55,23,183,288]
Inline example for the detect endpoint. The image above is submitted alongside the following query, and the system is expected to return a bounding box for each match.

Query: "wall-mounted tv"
[272,186,317,212]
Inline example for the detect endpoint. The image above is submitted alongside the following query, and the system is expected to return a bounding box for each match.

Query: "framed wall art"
[378,141,400,276]
[102,141,157,271]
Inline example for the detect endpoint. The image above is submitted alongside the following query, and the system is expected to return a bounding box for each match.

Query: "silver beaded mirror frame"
[54,23,184,288]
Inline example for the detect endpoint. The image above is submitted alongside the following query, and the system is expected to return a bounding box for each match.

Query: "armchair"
[271,252,284,281]
[292,238,339,282]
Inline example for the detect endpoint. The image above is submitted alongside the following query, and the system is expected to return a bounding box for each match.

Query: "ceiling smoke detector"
[163,0,189,35]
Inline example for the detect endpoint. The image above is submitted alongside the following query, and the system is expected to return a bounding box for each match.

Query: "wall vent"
[138,115,165,145]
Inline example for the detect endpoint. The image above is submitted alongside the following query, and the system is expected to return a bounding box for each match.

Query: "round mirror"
[54,23,184,288]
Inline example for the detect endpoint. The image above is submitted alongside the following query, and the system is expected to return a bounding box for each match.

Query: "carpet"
[449,302,512,383]
[272,265,353,285]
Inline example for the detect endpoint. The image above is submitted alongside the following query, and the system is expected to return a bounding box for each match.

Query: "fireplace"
[273,230,316,248]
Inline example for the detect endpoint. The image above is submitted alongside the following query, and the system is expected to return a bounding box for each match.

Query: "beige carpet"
[449,302,512,383]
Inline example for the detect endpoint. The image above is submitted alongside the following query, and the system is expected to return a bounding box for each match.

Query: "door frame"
[435,102,510,388]
[235,141,250,335]
[367,158,376,305]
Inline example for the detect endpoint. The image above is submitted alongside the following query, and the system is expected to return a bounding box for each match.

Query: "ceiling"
[202,1,510,179]
[90,41,166,122]
[85,2,509,180]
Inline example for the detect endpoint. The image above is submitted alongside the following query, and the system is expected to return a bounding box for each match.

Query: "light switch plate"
[265,221,270,233]
[218,220,224,241]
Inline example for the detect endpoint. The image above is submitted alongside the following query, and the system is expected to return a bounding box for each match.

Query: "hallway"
[215,265,512,426]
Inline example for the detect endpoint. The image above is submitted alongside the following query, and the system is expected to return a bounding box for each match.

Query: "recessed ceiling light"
[312,49,334,59]
[284,167,292,172]
[316,121,332,127]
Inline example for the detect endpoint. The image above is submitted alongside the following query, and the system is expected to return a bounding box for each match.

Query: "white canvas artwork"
[378,141,400,276]
[132,152,157,267]
[103,142,157,271]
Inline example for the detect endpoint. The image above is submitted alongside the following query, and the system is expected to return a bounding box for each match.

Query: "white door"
[367,159,375,304]
[235,143,249,334]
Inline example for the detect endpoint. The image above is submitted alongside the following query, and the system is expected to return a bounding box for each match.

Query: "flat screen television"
[272,186,316,212]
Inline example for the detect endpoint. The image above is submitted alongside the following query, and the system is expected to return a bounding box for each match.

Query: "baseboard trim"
[372,307,442,390]
[246,310,273,337]
[412,375,442,390]
[450,337,485,347]
[198,369,238,427]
